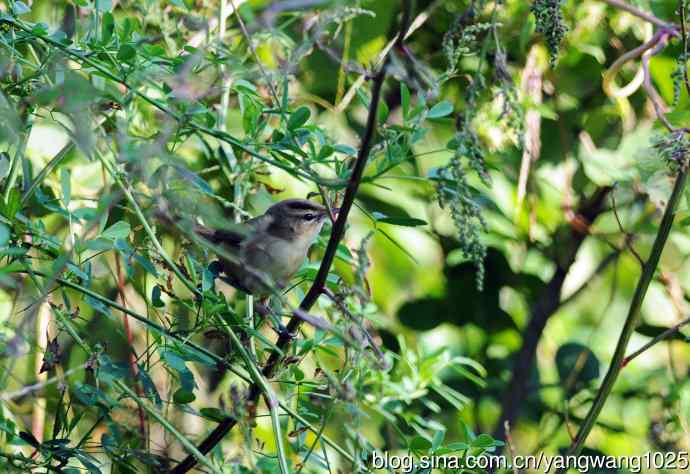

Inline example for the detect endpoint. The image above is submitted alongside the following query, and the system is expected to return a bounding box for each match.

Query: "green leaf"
[427,100,453,119]
[378,99,389,124]
[317,144,334,160]
[373,211,427,227]
[100,221,130,241]
[0,188,21,221]
[161,350,196,393]
[173,388,196,404]
[409,435,432,452]
[200,407,231,422]
[117,44,137,62]
[583,127,651,186]
[472,433,502,449]
[138,364,162,406]
[151,285,165,308]
[432,430,445,450]
[233,79,257,95]
[288,106,311,130]
[101,12,115,44]
[445,441,470,452]
[61,168,71,206]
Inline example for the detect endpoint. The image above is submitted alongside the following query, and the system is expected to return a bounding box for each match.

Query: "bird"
[177,198,332,295]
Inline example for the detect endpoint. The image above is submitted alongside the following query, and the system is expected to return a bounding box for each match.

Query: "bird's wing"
[195,213,272,250]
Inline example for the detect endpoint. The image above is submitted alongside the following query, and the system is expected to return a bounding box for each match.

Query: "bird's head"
[266,199,332,243]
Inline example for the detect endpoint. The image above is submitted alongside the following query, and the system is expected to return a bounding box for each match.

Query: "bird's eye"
[303,213,315,221]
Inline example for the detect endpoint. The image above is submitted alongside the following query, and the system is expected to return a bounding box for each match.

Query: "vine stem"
[562,167,689,463]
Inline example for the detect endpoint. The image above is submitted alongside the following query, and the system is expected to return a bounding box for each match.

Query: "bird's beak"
[330,207,340,221]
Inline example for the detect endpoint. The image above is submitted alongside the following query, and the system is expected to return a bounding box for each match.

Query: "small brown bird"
[193,199,331,295]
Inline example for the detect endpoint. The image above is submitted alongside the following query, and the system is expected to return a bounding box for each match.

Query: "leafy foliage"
[2,0,690,473]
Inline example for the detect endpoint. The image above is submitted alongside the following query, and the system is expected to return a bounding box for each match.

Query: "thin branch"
[0,366,85,402]
[622,315,690,367]
[2,126,31,205]
[321,287,386,364]
[641,29,682,132]
[170,3,412,471]
[610,191,644,266]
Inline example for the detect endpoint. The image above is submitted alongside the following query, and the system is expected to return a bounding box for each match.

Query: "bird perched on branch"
[160,198,333,295]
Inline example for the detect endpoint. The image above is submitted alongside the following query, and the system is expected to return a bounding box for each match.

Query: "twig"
[640,29,681,132]
[169,3,412,471]
[562,168,689,463]
[610,190,644,266]
[0,366,85,402]
[2,126,31,205]
[321,287,386,363]
[602,28,676,107]
[622,315,690,367]
[503,421,519,474]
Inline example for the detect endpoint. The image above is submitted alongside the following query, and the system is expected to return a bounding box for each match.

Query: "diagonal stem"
[562,167,688,462]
